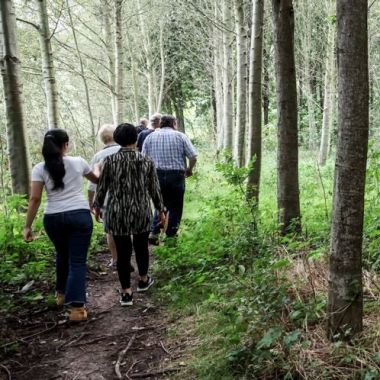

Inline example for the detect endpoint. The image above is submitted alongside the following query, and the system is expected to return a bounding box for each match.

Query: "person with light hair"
[88,124,120,268]
[136,113,162,151]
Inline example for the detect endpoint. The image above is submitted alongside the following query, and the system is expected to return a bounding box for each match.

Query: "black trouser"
[113,232,150,289]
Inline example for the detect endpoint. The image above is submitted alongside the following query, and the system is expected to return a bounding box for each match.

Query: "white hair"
[97,124,116,144]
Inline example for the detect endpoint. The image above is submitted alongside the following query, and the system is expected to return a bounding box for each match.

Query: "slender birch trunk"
[102,0,117,124]
[272,0,301,233]
[319,0,336,166]
[222,0,233,151]
[0,0,30,196]
[66,0,96,150]
[37,0,59,129]
[327,0,368,340]
[246,0,264,203]
[156,23,165,113]
[233,0,247,167]
[114,0,124,124]
[137,0,155,116]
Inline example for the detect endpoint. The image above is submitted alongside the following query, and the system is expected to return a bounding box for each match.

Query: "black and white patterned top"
[94,148,164,235]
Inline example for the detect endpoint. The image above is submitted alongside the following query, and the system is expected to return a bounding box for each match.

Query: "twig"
[1,323,58,349]
[159,341,171,356]
[0,364,11,380]
[126,360,143,378]
[115,334,136,379]
[130,368,181,378]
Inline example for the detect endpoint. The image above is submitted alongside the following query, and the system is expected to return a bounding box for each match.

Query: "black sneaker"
[119,292,133,306]
[137,276,154,292]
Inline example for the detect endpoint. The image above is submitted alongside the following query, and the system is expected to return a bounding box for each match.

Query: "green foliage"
[154,150,380,379]
[0,194,104,312]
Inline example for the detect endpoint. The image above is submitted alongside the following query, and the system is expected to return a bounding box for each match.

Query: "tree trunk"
[0,0,30,196]
[299,0,317,150]
[272,0,301,234]
[327,0,368,340]
[66,0,96,150]
[156,23,165,113]
[114,0,124,124]
[222,0,233,151]
[137,0,155,117]
[262,47,270,126]
[37,0,59,129]
[319,4,336,166]
[102,0,117,124]
[233,0,247,167]
[246,0,264,203]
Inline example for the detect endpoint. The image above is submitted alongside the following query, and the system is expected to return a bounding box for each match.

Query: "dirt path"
[1,250,186,380]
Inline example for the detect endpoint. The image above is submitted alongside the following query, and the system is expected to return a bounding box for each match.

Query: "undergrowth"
[154,148,380,379]
[0,194,104,313]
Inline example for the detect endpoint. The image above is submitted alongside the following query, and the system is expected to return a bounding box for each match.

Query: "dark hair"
[160,115,176,129]
[42,129,69,190]
[113,123,137,146]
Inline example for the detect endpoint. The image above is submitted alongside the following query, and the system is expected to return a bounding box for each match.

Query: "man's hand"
[159,211,166,227]
[185,168,193,177]
[23,227,34,242]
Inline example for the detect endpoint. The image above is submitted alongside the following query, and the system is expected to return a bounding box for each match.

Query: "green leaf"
[271,259,291,270]
[257,327,283,349]
[283,329,301,347]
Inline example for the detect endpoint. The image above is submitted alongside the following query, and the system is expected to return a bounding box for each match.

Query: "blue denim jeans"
[43,209,93,305]
[152,170,185,237]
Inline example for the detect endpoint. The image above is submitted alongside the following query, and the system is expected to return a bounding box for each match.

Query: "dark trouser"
[151,170,185,237]
[43,209,93,305]
[113,232,150,289]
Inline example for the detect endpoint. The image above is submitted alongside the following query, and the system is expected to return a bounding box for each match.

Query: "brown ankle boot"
[69,307,87,322]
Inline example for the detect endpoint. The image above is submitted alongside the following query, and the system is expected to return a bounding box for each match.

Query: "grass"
[153,147,380,379]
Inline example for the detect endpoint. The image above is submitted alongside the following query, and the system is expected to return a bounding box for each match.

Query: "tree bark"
[246,0,264,203]
[0,0,30,196]
[137,0,155,117]
[66,0,96,150]
[327,0,368,340]
[102,0,117,124]
[318,0,336,166]
[222,0,233,151]
[233,0,247,167]
[272,0,301,234]
[156,22,165,113]
[37,0,59,129]
[114,0,124,124]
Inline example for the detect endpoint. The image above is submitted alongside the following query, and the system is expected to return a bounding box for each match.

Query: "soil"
[0,250,188,380]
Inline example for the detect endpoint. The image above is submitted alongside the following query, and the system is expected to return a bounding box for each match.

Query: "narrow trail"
[1,250,187,380]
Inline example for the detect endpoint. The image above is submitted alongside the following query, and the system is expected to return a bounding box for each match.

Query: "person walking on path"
[88,124,120,269]
[136,112,161,151]
[142,114,197,245]
[93,123,165,306]
[23,129,98,322]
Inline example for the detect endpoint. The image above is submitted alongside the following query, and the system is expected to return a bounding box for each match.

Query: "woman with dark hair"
[23,129,98,322]
[94,123,165,306]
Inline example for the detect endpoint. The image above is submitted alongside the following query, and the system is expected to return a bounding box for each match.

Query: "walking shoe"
[56,292,65,307]
[148,233,160,246]
[137,276,154,292]
[119,292,133,306]
[69,306,87,322]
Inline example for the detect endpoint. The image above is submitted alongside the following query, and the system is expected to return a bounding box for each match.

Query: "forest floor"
[0,249,190,380]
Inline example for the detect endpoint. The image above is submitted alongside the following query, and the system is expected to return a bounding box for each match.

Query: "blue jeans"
[43,209,93,305]
[152,170,185,237]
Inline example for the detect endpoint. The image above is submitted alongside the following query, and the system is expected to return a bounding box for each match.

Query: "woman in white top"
[23,129,98,322]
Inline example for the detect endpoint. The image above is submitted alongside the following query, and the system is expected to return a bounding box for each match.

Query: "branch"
[16,18,39,31]
[115,334,136,379]
[49,0,65,40]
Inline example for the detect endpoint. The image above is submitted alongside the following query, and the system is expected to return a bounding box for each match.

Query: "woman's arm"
[85,171,99,184]
[24,181,44,241]
[148,161,165,221]
[93,159,110,211]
